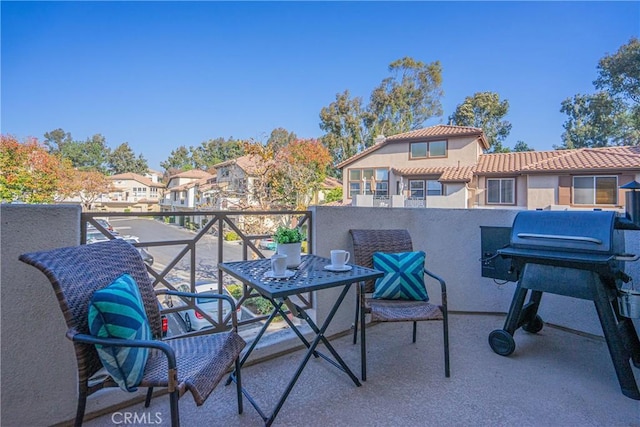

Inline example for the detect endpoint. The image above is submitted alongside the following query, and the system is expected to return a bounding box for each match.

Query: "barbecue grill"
[489,209,640,400]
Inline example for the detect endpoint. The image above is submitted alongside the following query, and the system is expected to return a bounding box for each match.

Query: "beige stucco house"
[338,124,640,210]
[101,172,165,212]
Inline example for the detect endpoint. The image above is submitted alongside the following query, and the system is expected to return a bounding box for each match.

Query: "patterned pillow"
[88,273,152,392]
[372,251,429,301]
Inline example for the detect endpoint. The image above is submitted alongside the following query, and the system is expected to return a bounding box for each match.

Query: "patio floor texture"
[84,313,640,427]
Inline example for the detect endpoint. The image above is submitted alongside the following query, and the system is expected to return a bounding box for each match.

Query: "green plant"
[273,226,304,244]
[226,284,243,299]
[224,231,239,241]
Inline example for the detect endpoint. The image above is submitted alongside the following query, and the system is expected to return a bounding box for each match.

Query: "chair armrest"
[70,333,177,369]
[424,268,447,308]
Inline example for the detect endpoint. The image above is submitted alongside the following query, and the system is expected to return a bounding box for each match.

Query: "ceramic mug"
[271,254,287,276]
[330,249,350,267]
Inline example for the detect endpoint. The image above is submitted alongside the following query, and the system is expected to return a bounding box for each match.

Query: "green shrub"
[224,231,239,241]
[226,284,243,299]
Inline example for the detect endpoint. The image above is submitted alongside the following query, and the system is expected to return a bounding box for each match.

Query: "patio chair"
[349,229,450,381]
[19,238,246,427]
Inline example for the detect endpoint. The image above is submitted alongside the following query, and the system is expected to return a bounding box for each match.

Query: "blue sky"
[2,1,638,170]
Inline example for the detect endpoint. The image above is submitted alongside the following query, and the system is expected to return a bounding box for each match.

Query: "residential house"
[161,169,214,213]
[212,155,265,209]
[101,172,165,212]
[338,124,640,210]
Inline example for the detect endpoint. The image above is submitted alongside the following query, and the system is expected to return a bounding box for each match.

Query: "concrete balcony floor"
[84,313,639,426]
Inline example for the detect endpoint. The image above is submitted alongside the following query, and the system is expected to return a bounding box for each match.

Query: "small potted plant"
[273,226,304,268]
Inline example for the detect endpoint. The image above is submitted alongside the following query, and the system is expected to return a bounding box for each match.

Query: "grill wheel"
[522,315,544,334]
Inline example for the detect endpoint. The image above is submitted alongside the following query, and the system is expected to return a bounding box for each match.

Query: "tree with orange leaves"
[0,135,64,203]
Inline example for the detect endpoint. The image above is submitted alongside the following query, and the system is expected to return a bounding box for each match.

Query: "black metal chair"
[19,238,246,427]
[349,229,450,381]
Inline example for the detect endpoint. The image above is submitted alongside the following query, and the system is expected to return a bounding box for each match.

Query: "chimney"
[374,135,385,145]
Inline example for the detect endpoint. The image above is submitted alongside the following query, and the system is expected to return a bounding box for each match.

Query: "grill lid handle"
[516,233,603,245]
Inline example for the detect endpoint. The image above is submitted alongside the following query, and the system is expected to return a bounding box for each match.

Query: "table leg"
[266,283,361,426]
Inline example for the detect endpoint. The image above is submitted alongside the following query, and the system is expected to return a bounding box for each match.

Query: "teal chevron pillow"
[372,251,429,301]
[88,274,152,392]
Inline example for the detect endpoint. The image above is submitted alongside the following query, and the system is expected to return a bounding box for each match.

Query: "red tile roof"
[392,166,476,182]
[477,146,640,175]
[109,173,162,187]
[170,169,212,179]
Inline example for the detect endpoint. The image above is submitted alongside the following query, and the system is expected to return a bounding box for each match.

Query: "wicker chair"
[19,238,246,427]
[349,229,450,381]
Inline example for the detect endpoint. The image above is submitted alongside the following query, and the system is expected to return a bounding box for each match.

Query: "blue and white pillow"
[88,274,152,392]
[372,251,429,301]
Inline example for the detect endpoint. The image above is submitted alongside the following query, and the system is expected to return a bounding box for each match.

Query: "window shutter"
[558,175,571,205]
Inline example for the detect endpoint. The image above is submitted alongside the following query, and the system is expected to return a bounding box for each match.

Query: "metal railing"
[82,210,313,336]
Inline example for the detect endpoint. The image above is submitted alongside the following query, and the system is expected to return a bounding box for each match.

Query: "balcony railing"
[82,210,313,336]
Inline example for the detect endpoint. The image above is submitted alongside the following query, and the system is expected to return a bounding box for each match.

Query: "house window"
[410,140,447,159]
[573,176,618,205]
[348,168,389,198]
[487,178,515,204]
[427,180,443,196]
[150,187,158,198]
[409,179,442,198]
[409,180,425,199]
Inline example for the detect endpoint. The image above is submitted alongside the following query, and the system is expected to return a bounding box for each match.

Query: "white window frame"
[486,178,515,205]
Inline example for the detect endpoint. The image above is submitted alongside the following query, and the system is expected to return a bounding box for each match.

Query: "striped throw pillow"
[372,251,429,301]
[88,274,152,392]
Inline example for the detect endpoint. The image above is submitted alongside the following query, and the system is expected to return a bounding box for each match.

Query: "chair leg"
[235,357,243,414]
[74,386,88,427]
[360,300,367,381]
[353,294,360,345]
[169,389,180,427]
[145,387,154,408]
[412,321,417,343]
[443,310,450,378]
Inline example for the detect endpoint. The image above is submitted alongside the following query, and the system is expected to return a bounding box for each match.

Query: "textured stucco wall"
[1,205,81,426]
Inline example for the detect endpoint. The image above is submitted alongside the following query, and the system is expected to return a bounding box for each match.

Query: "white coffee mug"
[271,254,287,276]
[330,249,350,267]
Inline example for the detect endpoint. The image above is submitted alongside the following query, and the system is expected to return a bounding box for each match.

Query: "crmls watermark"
[111,411,163,425]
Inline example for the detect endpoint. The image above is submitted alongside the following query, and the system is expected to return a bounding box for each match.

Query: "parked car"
[121,236,154,267]
[259,238,277,251]
[167,281,232,332]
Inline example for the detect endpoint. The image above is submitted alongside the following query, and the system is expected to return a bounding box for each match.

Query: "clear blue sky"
[2,1,638,170]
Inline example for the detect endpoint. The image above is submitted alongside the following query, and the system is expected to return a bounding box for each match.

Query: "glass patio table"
[219,254,383,426]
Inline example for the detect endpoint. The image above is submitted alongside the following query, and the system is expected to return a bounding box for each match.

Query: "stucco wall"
[1,205,81,426]
[527,175,558,209]
[342,136,482,203]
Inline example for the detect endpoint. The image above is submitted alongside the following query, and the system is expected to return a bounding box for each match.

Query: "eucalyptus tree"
[365,57,444,139]
[448,92,512,153]
[319,56,444,169]
[558,37,640,148]
[44,129,111,172]
[108,142,148,175]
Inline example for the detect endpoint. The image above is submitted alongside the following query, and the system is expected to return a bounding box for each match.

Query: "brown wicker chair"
[349,229,450,381]
[19,238,246,427]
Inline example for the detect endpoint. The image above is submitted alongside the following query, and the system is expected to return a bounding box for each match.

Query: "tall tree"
[0,135,65,203]
[319,90,368,168]
[161,145,194,172]
[266,128,297,154]
[559,38,640,148]
[277,139,332,209]
[44,129,110,172]
[366,57,444,139]
[557,92,630,148]
[191,137,245,169]
[108,142,148,175]
[513,140,534,152]
[319,56,444,170]
[448,92,512,153]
